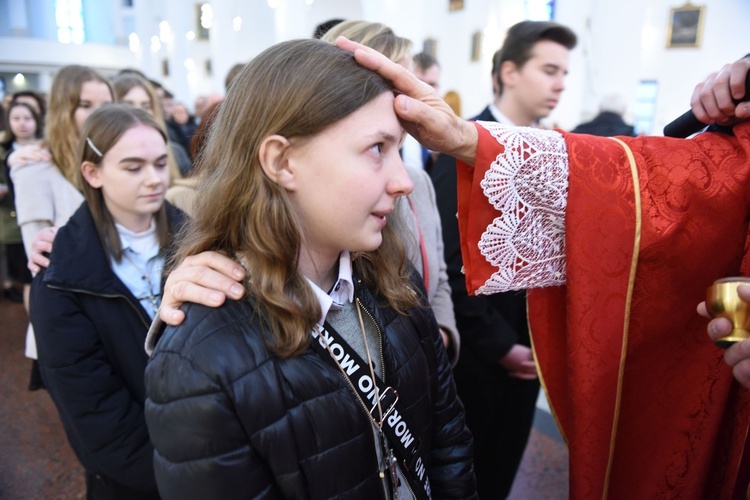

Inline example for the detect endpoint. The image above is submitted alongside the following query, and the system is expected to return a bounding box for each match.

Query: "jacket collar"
[43,202,184,296]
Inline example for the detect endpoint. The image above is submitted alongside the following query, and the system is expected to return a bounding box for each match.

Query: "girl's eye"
[369,143,384,156]
[155,162,168,169]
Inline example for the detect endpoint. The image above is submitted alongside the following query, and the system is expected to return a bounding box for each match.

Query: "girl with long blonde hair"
[9,64,112,386]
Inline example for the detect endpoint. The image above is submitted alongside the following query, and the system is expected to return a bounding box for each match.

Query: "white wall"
[2,0,750,133]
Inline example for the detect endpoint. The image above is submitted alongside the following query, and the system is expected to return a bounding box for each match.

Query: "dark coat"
[570,111,636,137]
[145,272,477,499]
[31,202,184,495]
[431,106,531,362]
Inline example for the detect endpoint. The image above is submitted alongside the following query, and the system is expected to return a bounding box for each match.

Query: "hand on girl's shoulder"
[7,144,51,170]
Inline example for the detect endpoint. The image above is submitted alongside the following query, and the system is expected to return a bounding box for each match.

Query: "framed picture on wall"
[449,0,464,12]
[666,3,705,48]
[471,31,482,62]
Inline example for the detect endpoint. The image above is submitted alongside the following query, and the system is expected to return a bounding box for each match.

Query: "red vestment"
[457,122,750,499]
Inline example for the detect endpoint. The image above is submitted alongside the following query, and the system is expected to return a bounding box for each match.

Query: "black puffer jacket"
[32,202,184,495]
[145,274,476,499]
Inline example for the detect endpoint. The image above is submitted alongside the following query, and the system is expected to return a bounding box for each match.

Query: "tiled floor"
[0,297,569,499]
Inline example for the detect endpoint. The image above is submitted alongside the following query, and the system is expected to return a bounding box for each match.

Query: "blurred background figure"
[112,72,192,177]
[413,51,441,95]
[431,20,577,499]
[8,64,113,391]
[312,18,344,39]
[166,102,196,163]
[403,51,443,171]
[0,100,43,303]
[571,92,636,136]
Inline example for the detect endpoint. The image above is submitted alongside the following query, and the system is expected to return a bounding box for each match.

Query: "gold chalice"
[706,277,750,348]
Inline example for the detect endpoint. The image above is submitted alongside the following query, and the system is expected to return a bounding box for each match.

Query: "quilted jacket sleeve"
[407,278,478,499]
[144,304,282,499]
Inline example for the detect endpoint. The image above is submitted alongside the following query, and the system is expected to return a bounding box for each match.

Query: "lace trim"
[474,121,569,293]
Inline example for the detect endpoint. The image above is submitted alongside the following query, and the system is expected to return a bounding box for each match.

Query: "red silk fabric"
[457,122,750,499]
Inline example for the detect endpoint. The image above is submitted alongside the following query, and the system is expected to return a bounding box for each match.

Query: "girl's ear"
[259,134,296,191]
[80,161,102,188]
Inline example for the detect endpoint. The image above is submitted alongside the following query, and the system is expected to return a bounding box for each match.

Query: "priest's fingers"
[159,251,246,326]
[732,356,750,389]
[724,339,750,389]
[728,56,750,101]
[714,60,750,121]
[393,94,478,165]
[692,72,733,125]
[336,36,478,165]
[706,317,733,344]
[336,37,432,99]
[736,102,750,120]
[696,300,709,318]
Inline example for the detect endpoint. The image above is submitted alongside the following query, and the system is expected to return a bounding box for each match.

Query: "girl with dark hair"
[31,104,182,499]
[0,102,42,302]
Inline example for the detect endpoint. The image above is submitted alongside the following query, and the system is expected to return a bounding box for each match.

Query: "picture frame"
[449,0,464,12]
[471,31,482,62]
[666,3,705,48]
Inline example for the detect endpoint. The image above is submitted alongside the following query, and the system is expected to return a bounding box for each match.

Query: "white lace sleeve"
[473,121,569,294]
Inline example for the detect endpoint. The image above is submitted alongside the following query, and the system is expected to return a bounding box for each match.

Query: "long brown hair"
[46,65,113,188]
[78,104,170,262]
[175,39,417,357]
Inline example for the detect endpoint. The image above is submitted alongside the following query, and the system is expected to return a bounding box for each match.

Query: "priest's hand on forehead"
[336,36,478,166]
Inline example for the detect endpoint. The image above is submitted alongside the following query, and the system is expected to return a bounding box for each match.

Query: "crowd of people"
[2,14,750,500]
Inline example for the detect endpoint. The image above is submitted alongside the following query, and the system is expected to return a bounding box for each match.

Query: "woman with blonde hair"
[9,64,112,386]
[144,39,475,499]
[323,20,414,70]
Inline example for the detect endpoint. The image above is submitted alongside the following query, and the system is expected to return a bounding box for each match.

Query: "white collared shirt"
[488,103,517,126]
[305,251,355,325]
[111,220,165,320]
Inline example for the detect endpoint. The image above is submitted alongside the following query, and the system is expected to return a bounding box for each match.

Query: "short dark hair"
[312,18,344,39]
[11,90,46,117]
[413,52,439,72]
[491,21,577,96]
